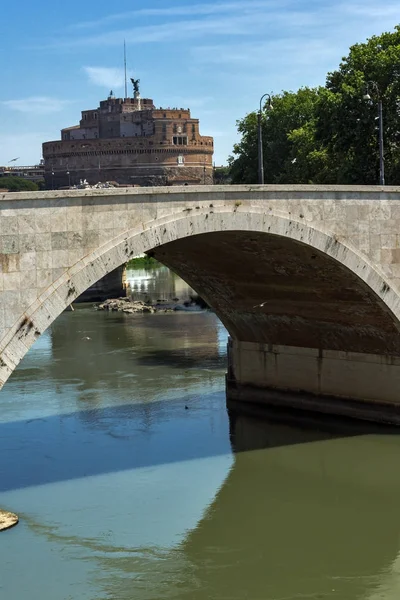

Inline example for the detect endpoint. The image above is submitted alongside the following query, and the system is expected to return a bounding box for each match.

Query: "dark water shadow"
[227,398,399,452]
[173,404,400,600]
[134,347,227,370]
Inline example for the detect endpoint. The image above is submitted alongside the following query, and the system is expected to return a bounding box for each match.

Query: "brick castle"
[42,84,214,189]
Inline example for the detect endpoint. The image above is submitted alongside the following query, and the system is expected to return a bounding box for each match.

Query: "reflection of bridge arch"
[178,411,400,600]
[95,412,400,599]
[1,208,399,392]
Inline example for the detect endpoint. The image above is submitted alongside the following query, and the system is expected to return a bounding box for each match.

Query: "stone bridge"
[2,184,400,423]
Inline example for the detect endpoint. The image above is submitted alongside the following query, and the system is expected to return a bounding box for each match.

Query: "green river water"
[1,266,400,599]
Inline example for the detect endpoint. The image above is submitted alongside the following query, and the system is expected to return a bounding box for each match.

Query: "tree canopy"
[229,26,400,185]
[213,165,232,185]
[0,176,39,192]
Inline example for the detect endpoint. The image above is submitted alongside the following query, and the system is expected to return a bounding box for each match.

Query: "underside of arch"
[150,230,400,355]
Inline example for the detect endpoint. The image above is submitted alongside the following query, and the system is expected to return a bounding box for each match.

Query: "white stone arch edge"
[1,208,399,389]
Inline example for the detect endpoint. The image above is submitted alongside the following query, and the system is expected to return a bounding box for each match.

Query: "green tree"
[213,165,231,184]
[0,176,39,192]
[316,26,400,184]
[230,26,400,185]
[229,88,329,184]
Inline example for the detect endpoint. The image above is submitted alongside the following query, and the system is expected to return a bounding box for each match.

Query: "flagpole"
[124,40,127,99]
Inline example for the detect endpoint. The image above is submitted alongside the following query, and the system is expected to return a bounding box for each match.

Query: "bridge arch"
[1,207,400,389]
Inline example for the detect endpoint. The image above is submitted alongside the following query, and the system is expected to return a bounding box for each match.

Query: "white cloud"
[72,1,285,30]
[2,97,71,114]
[83,66,125,89]
[344,3,400,19]
[48,0,400,51]
[191,38,340,69]
[46,9,285,48]
[187,0,400,86]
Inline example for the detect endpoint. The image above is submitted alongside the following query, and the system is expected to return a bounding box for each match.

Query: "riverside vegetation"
[229,26,400,185]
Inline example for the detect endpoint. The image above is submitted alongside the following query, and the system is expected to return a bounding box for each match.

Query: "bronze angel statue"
[130,78,140,94]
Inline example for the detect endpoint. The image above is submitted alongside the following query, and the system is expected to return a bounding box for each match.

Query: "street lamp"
[363,82,385,185]
[66,170,71,188]
[258,93,273,184]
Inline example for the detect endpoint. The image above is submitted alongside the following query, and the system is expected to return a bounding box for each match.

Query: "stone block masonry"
[1,184,400,422]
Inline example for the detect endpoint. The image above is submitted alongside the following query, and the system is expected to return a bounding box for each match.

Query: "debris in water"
[0,510,19,532]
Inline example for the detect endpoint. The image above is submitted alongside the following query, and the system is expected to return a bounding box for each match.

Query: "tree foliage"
[0,176,39,192]
[229,26,400,185]
[213,165,232,184]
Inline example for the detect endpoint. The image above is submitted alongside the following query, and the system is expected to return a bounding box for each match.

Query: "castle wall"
[43,139,213,187]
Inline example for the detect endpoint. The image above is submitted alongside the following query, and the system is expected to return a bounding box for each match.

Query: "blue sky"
[1,0,399,166]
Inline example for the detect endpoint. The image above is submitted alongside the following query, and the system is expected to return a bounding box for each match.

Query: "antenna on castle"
[124,40,128,99]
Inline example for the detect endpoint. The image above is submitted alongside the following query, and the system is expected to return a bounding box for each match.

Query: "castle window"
[162,124,167,133]
[177,155,184,165]
[173,124,177,133]
[192,124,196,133]
[84,114,87,120]
[173,136,188,146]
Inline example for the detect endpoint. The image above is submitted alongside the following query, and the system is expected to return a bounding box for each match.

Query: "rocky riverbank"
[96,296,207,314]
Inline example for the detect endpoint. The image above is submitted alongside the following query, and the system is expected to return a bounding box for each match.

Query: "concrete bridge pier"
[227,339,400,424]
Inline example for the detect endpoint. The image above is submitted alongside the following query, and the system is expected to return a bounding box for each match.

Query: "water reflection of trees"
[50,310,221,380]
[46,309,225,435]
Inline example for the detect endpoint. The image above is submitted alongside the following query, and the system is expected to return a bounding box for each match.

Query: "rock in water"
[0,509,19,532]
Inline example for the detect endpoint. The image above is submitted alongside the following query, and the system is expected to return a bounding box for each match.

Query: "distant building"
[42,86,214,189]
[0,162,45,183]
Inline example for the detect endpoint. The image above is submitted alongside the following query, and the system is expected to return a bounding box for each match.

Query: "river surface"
[2,267,400,599]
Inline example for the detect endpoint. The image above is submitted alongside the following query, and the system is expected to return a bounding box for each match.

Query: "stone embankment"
[0,509,19,532]
[96,297,206,314]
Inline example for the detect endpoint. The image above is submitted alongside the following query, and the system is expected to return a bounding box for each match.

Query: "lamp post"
[65,158,71,188]
[258,93,273,184]
[363,82,385,185]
